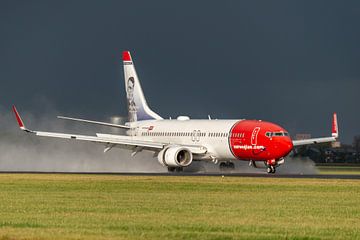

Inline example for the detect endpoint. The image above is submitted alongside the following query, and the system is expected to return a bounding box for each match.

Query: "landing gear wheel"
[267,166,276,174]
[219,162,235,171]
[167,167,183,172]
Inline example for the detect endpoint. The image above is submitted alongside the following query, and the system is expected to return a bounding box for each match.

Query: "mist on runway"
[0,105,165,173]
[0,105,317,174]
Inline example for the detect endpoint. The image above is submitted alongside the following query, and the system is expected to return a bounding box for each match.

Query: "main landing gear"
[167,167,183,172]
[219,161,235,171]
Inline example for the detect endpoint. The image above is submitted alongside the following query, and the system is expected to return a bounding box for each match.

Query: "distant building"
[331,141,341,148]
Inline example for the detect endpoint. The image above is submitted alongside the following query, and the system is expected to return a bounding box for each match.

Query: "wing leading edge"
[292,113,339,147]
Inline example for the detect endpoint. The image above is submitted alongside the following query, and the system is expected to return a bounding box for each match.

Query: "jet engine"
[157,146,193,167]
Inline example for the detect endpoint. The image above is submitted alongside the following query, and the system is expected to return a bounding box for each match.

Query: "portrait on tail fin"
[126,76,137,122]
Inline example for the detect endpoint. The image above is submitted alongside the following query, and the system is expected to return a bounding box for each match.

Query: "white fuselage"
[129,119,241,161]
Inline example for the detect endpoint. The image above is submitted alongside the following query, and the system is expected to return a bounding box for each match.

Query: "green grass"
[318,166,360,175]
[0,174,359,240]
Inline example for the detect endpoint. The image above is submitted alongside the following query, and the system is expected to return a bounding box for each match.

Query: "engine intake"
[157,146,193,167]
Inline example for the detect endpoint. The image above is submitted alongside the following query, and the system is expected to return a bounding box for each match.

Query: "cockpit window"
[266,131,289,137]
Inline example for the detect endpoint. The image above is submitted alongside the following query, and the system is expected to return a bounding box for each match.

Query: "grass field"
[317,165,360,175]
[0,174,359,240]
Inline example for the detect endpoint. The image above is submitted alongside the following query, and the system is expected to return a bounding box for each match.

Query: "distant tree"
[353,135,360,153]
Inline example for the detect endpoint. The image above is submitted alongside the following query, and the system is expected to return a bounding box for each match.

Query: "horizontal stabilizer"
[57,116,130,129]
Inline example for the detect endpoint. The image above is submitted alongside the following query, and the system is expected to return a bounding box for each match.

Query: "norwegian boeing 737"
[13,51,339,173]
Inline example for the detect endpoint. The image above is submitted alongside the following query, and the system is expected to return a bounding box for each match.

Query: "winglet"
[12,105,31,132]
[122,51,132,62]
[332,112,338,138]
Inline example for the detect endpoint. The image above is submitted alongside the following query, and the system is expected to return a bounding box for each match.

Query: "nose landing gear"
[265,159,277,174]
[266,165,276,174]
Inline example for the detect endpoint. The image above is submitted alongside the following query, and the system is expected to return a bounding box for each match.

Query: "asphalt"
[0,171,359,179]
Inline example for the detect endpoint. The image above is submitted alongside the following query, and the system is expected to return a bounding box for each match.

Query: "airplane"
[12,51,339,174]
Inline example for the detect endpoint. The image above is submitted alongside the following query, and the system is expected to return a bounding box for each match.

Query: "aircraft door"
[192,130,201,142]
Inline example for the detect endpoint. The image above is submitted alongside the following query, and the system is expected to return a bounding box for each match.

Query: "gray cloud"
[0,0,359,144]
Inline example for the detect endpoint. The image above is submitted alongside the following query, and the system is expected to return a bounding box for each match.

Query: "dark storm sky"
[1,1,359,144]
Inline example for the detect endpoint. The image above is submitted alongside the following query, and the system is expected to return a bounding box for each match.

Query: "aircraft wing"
[292,136,336,146]
[292,113,339,147]
[12,106,207,154]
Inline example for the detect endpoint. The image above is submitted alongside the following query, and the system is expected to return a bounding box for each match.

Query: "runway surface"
[0,171,360,179]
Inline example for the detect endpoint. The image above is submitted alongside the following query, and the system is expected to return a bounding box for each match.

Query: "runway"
[0,171,359,179]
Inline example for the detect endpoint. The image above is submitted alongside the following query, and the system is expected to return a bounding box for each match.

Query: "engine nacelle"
[157,146,193,167]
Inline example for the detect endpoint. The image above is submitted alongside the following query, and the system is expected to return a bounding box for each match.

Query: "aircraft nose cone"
[282,137,294,156]
[274,137,293,158]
